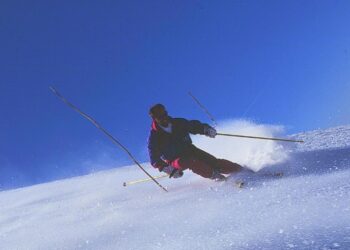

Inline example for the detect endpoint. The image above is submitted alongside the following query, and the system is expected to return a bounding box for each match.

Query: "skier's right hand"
[155,160,168,170]
[161,165,184,179]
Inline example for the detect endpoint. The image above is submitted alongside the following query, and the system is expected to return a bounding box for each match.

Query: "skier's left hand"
[204,125,217,138]
[161,165,184,178]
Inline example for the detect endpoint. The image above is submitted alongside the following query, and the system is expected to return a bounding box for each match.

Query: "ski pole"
[188,92,217,127]
[217,132,304,143]
[50,86,168,192]
[123,174,169,187]
[188,92,304,143]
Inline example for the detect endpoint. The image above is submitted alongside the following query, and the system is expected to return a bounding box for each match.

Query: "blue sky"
[1,0,349,189]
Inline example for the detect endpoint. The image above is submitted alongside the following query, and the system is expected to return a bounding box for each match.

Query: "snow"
[1,124,350,249]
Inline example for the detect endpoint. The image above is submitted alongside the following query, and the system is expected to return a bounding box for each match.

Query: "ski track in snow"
[1,125,350,249]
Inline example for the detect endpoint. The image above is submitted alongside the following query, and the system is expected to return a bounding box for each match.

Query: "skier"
[147,103,242,181]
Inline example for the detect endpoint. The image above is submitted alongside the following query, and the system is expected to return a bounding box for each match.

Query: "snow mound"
[293,125,350,152]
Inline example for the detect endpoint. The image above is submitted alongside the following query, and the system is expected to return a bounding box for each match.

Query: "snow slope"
[1,125,350,250]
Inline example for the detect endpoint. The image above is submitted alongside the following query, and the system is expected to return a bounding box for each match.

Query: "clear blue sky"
[1,0,349,189]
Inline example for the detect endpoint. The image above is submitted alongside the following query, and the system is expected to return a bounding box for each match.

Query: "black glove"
[204,125,217,138]
[155,160,168,170]
[161,165,184,178]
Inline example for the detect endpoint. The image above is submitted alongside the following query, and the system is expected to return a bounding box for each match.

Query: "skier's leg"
[189,146,219,168]
[170,157,214,179]
[216,159,242,174]
[190,146,241,174]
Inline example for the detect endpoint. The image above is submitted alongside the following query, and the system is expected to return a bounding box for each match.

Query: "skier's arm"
[186,119,217,137]
[147,132,168,170]
[185,119,206,134]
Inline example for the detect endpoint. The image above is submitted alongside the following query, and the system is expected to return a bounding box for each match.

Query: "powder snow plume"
[193,119,290,172]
